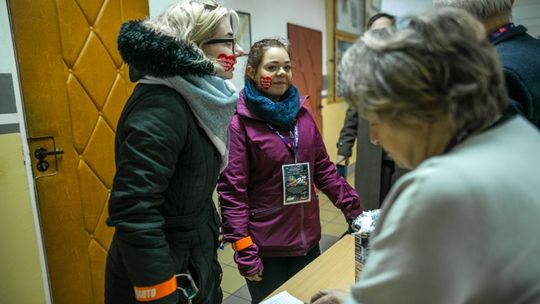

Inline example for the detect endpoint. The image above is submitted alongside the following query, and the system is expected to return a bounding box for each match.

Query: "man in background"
[434,0,540,128]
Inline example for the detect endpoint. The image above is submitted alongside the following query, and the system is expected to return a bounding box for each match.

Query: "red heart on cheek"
[217,54,237,72]
[260,76,272,90]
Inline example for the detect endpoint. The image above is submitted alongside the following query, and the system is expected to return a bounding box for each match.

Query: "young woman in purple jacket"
[217,38,363,303]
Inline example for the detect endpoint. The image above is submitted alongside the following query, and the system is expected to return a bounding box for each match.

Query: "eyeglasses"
[203,37,237,53]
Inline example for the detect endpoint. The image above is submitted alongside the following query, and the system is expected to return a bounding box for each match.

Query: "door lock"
[33,147,64,172]
[36,160,50,172]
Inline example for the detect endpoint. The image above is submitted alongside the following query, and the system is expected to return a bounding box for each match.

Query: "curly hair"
[340,8,508,132]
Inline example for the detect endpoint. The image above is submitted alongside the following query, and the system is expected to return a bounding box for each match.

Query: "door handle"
[34,147,64,160]
[28,136,64,175]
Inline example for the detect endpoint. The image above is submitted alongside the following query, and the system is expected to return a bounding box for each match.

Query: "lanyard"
[266,123,299,163]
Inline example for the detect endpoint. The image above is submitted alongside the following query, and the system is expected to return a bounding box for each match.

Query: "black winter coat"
[105,84,223,304]
[493,24,540,128]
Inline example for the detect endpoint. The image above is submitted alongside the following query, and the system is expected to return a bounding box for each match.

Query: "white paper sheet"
[260,291,304,304]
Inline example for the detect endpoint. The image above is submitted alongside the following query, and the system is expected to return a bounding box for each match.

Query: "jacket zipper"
[300,204,307,254]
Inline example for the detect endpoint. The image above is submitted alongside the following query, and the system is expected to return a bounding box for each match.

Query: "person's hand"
[246,272,262,282]
[310,289,348,304]
[336,155,349,165]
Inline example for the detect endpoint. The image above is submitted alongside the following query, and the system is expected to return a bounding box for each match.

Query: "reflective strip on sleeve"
[134,275,177,302]
[232,236,254,252]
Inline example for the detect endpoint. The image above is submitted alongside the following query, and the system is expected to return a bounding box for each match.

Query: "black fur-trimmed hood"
[117,20,215,78]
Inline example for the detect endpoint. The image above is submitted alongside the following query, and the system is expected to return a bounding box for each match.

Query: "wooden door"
[287,23,323,133]
[8,1,148,303]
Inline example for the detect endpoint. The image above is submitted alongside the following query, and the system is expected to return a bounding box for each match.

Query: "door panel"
[287,23,323,133]
[8,0,148,303]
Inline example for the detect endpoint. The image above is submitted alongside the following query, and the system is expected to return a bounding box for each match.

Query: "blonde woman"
[105,1,244,303]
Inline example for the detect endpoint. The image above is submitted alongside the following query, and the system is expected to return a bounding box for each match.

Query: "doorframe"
[5,1,52,302]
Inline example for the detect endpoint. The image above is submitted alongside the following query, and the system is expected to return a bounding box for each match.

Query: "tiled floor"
[218,192,350,303]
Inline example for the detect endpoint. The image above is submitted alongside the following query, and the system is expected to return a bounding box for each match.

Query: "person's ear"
[246,66,255,80]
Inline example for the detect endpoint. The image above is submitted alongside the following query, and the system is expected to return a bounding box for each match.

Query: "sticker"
[282,162,311,205]
[216,54,236,72]
[260,76,272,90]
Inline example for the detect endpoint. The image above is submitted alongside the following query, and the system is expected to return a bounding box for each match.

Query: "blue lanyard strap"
[266,123,299,162]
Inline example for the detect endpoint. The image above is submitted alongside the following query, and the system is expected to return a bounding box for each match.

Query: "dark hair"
[366,12,395,29]
[245,38,292,79]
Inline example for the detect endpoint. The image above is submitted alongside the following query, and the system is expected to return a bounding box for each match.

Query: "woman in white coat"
[311,7,540,304]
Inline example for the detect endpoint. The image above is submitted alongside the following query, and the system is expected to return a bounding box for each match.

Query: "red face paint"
[259,76,273,90]
[216,54,236,72]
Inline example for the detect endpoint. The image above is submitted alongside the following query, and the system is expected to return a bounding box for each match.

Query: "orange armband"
[134,275,177,302]
[232,236,253,252]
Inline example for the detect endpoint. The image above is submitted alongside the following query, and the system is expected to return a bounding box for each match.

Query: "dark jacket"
[336,106,408,210]
[218,92,362,277]
[105,20,223,304]
[336,106,358,158]
[492,24,540,128]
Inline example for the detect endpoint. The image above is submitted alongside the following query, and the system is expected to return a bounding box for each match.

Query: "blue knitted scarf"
[243,79,300,131]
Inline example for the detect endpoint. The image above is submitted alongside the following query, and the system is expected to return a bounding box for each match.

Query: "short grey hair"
[145,0,239,46]
[340,8,508,132]
[433,0,513,20]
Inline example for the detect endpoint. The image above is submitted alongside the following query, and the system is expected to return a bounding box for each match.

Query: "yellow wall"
[323,0,356,168]
[0,133,46,303]
[321,98,356,164]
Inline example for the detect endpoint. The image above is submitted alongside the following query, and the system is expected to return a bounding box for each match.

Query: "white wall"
[514,0,540,37]
[149,0,327,90]
[381,0,539,38]
[381,0,431,17]
[0,0,14,73]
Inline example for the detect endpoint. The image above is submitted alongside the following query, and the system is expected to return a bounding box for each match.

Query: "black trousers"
[246,245,321,303]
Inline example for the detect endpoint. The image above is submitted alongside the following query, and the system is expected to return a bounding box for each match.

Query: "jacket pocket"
[168,238,191,275]
[250,205,284,217]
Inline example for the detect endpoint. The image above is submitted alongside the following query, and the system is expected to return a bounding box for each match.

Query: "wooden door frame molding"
[5,1,53,301]
[334,31,358,103]
[327,0,373,104]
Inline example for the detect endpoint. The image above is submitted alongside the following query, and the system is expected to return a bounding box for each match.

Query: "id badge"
[282,162,311,205]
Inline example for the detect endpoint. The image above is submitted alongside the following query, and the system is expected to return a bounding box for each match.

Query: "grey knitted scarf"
[140,75,238,172]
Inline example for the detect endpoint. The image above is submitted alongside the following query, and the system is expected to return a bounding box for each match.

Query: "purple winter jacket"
[217,91,362,277]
